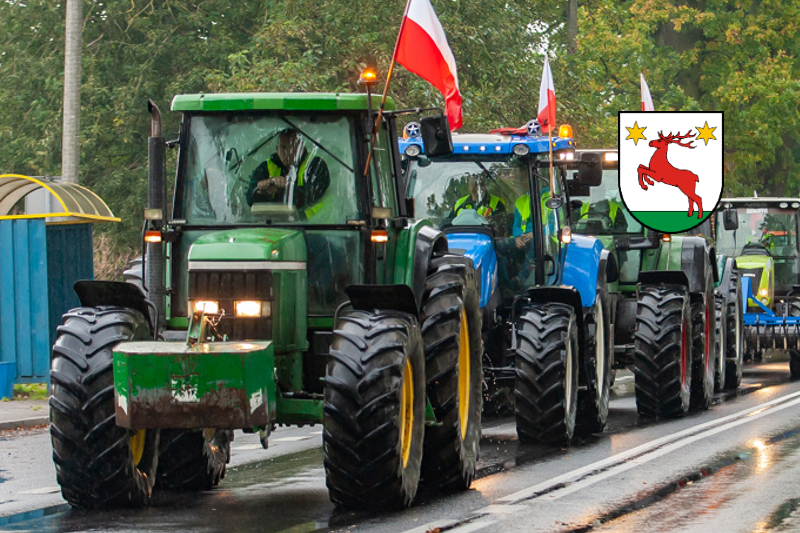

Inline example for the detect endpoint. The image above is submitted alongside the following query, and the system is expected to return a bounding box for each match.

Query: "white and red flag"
[537,56,556,133]
[640,73,655,111]
[395,0,462,130]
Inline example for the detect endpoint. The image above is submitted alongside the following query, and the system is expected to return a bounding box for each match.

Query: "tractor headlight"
[192,300,219,314]
[235,300,270,318]
[404,144,421,157]
[759,288,769,298]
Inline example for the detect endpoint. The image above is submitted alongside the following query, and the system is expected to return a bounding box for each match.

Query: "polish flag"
[396,0,462,130]
[537,56,556,133]
[641,73,655,111]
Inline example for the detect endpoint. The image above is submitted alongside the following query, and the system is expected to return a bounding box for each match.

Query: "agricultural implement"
[50,80,484,509]
[401,122,614,444]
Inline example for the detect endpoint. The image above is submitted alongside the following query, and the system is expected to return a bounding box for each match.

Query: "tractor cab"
[715,198,800,312]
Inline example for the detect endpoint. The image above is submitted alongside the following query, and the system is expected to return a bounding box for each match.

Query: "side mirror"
[420,115,453,157]
[577,152,603,186]
[723,208,738,231]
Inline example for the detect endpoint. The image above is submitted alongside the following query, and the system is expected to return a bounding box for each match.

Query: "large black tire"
[724,280,744,390]
[713,295,726,392]
[576,294,611,436]
[788,299,800,380]
[123,257,144,290]
[323,310,425,509]
[690,268,716,411]
[156,429,232,490]
[419,255,483,492]
[515,303,579,445]
[50,307,159,508]
[633,286,692,418]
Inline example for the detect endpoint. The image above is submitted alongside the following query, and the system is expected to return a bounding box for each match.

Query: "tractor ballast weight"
[50,90,485,510]
[403,125,614,445]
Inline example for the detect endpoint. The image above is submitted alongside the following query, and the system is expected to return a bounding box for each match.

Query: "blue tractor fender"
[443,232,498,308]
[561,234,605,308]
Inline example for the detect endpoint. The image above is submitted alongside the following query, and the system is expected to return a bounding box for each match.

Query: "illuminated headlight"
[404,144,421,157]
[559,152,575,160]
[605,152,619,162]
[235,300,270,318]
[759,288,769,298]
[192,301,219,314]
[512,144,530,156]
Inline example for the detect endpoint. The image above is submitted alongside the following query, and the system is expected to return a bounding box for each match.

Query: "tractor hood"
[187,228,307,263]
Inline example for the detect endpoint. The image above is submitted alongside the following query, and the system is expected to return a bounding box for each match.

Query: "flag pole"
[363,0,413,177]
[548,128,554,198]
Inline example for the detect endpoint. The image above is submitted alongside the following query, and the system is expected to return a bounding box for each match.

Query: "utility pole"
[62,0,82,184]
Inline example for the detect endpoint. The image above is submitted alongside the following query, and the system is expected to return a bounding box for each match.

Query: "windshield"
[178,114,360,225]
[716,206,798,258]
[570,168,643,235]
[406,157,530,236]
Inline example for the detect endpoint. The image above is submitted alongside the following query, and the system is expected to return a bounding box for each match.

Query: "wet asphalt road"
[4,354,800,532]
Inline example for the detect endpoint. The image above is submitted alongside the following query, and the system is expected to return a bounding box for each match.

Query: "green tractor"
[49,89,484,510]
[568,148,721,417]
[715,198,800,376]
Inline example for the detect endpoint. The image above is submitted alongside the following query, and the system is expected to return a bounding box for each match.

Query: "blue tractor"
[400,122,614,444]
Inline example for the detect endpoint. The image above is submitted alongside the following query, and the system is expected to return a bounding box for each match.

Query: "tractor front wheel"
[323,309,425,509]
[690,269,716,411]
[725,280,744,389]
[788,299,800,380]
[576,294,611,436]
[515,303,579,445]
[156,429,232,490]
[419,255,483,493]
[50,307,159,508]
[633,286,692,418]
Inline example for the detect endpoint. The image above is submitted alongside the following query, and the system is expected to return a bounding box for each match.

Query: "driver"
[451,174,507,219]
[246,128,330,209]
[579,185,627,231]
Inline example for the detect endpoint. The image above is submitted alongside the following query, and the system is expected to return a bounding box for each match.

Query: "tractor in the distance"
[715,198,800,377]
[49,84,484,510]
[401,122,614,445]
[567,148,722,417]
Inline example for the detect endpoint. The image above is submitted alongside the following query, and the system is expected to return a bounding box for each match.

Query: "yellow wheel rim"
[130,429,146,466]
[458,309,471,441]
[400,359,414,468]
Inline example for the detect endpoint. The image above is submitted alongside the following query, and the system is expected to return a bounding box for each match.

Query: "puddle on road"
[566,426,800,532]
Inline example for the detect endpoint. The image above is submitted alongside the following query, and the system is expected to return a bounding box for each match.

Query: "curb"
[0,417,49,431]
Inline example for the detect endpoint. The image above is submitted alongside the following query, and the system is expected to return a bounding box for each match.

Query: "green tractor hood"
[188,227,307,262]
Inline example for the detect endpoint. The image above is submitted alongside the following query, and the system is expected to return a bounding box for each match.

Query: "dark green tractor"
[49,89,483,510]
[568,148,721,417]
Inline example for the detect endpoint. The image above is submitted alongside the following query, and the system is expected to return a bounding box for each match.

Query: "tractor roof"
[171,92,394,113]
[722,198,800,208]
[399,131,574,157]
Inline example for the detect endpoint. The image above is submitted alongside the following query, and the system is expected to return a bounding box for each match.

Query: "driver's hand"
[515,232,533,249]
[258,176,287,195]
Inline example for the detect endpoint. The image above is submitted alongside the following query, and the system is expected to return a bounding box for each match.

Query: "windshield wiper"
[280,117,354,173]
[475,160,496,181]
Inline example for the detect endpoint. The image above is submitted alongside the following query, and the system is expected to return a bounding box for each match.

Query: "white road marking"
[19,486,61,495]
[273,436,312,442]
[232,444,263,451]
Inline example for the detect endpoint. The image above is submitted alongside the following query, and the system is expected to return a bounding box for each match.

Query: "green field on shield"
[630,211,712,233]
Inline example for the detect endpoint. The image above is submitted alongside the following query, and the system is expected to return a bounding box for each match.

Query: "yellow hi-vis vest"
[266,155,324,217]
[454,194,502,217]
[580,200,620,222]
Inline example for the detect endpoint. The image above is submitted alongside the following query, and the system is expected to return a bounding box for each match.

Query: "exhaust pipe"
[146,99,166,331]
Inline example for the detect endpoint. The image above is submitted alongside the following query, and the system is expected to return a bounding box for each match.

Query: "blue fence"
[0,219,93,384]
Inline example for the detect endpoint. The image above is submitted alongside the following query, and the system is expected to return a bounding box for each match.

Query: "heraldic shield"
[618,111,723,233]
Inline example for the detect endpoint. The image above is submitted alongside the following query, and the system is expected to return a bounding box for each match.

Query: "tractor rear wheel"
[633,286,692,418]
[50,307,159,508]
[725,280,744,389]
[419,255,483,493]
[576,294,611,436]
[324,309,425,509]
[788,300,800,380]
[515,303,579,445]
[690,268,716,411]
[156,429,232,490]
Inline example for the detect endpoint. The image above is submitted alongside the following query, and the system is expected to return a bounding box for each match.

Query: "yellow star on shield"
[625,122,647,145]
[695,121,717,145]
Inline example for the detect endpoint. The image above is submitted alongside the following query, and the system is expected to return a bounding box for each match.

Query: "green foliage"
[13,382,48,400]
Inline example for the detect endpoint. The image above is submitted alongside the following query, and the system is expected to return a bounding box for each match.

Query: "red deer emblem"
[637,131,703,219]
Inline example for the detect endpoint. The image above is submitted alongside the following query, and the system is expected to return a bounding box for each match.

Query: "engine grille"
[739,268,764,283]
[188,270,273,340]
